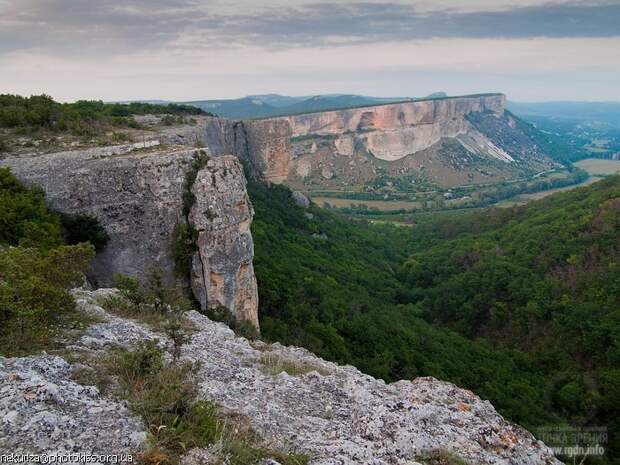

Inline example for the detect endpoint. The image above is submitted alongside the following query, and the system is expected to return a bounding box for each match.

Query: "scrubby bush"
[205,306,259,340]
[60,212,110,251]
[0,243,95,355]
[0,168,107,355]
[0,94,209,136]
[108,271,193,333]
[107,341,308,465]
[0,167,64,249]
[172,221,198,278]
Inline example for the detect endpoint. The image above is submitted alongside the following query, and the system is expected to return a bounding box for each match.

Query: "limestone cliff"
[189,156,259,327]
[198,94,553,190]
[0,148,259,327]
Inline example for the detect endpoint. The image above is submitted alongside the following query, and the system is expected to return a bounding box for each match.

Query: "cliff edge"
[0,289,561,465]
[199,94,553,190]
[0,148,259,327]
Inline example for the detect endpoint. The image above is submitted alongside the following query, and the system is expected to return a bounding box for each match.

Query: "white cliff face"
[0,290,561,465]
[283,95,503,138]
[248,95,508,171]
[197,94,551,190]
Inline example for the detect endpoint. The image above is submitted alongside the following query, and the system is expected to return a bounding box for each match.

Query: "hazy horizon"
[106,93,620,105]
[1,0,619,102]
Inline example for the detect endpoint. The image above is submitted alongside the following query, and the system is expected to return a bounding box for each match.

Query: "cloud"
[0,1,618,101]
[0,0,619,57]
[2,36,618,102]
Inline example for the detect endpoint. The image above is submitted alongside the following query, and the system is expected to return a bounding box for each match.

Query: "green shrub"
[205,306,259,340]
[108,271,194,340]
[260,351,329,377]
[173,150,209,279]
[172,221,198,278]
[113,274,144,305]
[0,243,95,356]
[60,212,109,251]
[0,167,64,249]
[417,449,469,465]
[0,94,209,136]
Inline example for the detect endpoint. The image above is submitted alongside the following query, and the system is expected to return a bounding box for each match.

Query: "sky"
[0,0,619,102]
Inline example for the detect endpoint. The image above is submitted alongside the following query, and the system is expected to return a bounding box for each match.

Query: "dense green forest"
[249,177,620,464]
[0,94,206,137]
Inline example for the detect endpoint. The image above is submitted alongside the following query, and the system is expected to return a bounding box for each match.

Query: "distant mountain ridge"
[507,100,620,126]
[184,94,410,119]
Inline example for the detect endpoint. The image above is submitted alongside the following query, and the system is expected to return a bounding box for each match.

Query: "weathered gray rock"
[180,310,561,465]
[291,191,310,209]
[0,290,159,458]
[0,355,145,456]
[71,288,167,351]
[0,147,196,285]
[189,156,259,327]
[0,149,259,326]
[0,289,561,465]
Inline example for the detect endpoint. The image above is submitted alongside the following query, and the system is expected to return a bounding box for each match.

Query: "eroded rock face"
[240,95,509,178]
[199,94,552,190]
[0,354,146,456]
[189,156,259,327]
[187,94,549,191]
[199,117,292,184]
[1,147,196,285]
[0,149,259,327]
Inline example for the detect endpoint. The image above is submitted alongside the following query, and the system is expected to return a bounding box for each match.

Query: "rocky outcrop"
[0,290,147,456]
[245,94,508,176]
[0,354,145,456]
[0,149,259,327]
[240,119,292,183]
[189,157,259,327]
[184,309,560,465]
[199,117,292,183]
[0,289,562,465]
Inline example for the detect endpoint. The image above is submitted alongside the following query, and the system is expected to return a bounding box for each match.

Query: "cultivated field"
[312,197,422,211]
[574,158,620,175]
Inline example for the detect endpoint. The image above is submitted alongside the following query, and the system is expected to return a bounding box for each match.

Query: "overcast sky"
[1,0,619,102]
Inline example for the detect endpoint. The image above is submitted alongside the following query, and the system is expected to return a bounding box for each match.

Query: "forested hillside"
[249,177,620,464]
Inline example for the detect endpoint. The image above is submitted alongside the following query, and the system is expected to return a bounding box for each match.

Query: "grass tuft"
[259,351,330,377]
[96,341,309,465]
[417,449,470,465]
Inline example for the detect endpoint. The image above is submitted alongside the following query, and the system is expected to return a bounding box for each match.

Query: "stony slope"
[0,289,561,465]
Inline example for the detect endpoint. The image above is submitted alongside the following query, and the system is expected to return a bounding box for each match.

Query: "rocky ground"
[0,289,561,465]
[0,115,211,158]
